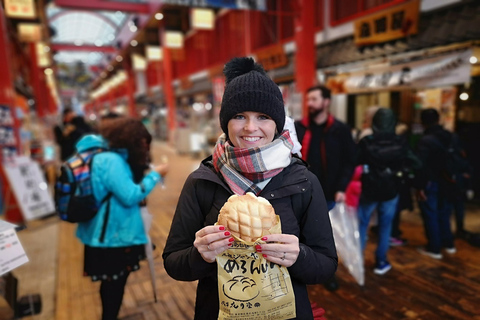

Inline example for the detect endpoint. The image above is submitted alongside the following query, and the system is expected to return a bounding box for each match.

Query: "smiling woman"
[162,57,338,320]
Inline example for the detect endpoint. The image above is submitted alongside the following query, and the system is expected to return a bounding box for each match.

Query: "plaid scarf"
[213,130,293,195]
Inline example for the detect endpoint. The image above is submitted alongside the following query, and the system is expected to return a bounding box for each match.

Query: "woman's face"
[227,111,277,148]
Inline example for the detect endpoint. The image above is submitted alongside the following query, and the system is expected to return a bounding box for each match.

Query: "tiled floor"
[5,140,480,319]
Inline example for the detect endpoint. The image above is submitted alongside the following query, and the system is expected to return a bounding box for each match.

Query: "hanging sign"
[162,0,266,10]
[255,44,288,71]
[5,0,36,19]
[354,0,419,46]
[2,156,55,221]
[191,8,215,30]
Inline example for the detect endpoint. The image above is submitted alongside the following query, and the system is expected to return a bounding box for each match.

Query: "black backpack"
[360,135,407,202]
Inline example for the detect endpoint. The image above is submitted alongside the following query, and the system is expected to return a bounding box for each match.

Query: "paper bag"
[216,218,296,320]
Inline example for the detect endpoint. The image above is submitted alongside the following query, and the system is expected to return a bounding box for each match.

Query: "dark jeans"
[418,182,454,253]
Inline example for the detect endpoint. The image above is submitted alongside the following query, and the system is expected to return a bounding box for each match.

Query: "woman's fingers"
[194,225,235,263]
[255,234,300,267]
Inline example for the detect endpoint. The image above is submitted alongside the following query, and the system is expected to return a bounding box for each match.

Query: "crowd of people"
[51,57,474,320]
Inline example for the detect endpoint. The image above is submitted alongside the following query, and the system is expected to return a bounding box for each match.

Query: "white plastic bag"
[329,203,364,286]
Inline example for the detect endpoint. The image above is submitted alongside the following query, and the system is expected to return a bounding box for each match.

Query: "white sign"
[343,49,472,93]
[3,156,55,221]
[0,221,29,276]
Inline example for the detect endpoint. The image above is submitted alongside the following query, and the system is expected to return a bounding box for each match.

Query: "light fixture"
[74,39,83,46]
[459,92,469,101]
[155,13,164,20]
[164,31,184,49]
[130,40,138,47]
[95,40,103,47]
[116,55,123,62]
[129,25,138,32]
[146,46,162,61]
[107,65,114,71]
[470,56,478,64]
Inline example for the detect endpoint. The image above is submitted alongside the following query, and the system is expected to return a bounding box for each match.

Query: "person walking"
[162,57,337,320]
[75,118,168,320]
[415,108,468,259]
[357,108,421,275]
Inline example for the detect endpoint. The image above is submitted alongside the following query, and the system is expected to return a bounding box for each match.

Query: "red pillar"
[123,58,137,117]
[0,6,23,223]
[294,0,316,117]
[160,30,176,143]
[29,44,48,118]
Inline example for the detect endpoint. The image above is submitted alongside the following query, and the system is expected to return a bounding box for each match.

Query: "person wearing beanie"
[163,57,337,320]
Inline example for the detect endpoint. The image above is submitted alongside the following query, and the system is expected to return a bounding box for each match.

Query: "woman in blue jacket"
[76,118,168,320]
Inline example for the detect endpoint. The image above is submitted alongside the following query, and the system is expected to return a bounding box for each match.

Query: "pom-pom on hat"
[220,57,285,138]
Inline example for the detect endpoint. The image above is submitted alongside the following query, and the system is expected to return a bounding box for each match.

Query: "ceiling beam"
[51,43,117,53]
[54,0,150,14]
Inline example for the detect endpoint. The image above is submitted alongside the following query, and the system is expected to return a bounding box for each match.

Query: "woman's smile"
[228,111,276,148]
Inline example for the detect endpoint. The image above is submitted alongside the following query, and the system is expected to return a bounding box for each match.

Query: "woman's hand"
[153,163,169,177]
[254,234,300,267]
[194,225,235,263]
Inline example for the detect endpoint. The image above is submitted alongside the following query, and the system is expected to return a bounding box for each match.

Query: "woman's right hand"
[153,163,169,177]
[194,225,235,263]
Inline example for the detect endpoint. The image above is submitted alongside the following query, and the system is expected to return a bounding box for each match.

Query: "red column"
[160,30,177,143]
[0,6,23,223]
[294,0,316,117]
[123,58,137,117]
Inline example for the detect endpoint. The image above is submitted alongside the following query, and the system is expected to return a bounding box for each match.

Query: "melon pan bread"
[218,192,278,243]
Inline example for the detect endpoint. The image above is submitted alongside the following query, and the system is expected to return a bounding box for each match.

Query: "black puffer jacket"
[162,157,338,320]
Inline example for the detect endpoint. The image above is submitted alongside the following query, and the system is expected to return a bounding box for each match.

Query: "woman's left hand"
[255,234,299,267]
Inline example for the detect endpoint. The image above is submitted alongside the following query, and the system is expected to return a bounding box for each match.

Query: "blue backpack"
[55,148,111,223]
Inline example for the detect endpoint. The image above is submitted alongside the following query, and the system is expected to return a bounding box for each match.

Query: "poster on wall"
[3,156,55,221]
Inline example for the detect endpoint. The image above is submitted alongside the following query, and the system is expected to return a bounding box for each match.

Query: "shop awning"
[317,1,480,69]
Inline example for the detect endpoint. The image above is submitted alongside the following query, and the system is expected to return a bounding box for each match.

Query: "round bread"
[218,192,277,243]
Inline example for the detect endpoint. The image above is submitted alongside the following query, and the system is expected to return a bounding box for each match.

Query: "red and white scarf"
[213,130,293,195]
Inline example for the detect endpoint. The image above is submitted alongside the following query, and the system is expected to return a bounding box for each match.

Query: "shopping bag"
[329,203,364,286]
[216,218,296,320]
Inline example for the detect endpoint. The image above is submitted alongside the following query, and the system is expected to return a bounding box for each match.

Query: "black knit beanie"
[220,57,285,138]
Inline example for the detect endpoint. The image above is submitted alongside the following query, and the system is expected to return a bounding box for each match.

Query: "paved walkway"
[8,140,480,319]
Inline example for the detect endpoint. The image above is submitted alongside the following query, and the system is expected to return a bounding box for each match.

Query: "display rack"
[0,105,18,162]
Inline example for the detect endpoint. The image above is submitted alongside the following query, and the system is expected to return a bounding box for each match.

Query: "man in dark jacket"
[295,85,356,210]
[415,108,463,259]
[54,108,92,160]
[295,85,355,291]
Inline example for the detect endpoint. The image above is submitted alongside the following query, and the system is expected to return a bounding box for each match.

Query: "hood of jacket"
[372,108,396,134]
[75,134,109,153]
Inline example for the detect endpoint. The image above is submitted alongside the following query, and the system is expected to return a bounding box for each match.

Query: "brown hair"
[99,118,152,179]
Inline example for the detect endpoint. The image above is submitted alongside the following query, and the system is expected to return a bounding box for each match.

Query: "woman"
[162,57,337,319]
[75,118,168,320]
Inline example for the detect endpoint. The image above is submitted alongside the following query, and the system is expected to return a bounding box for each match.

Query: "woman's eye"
[258,114,271,120]
[232,114,245,120]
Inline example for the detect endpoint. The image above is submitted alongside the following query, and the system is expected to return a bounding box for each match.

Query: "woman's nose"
[244,119,257,131]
